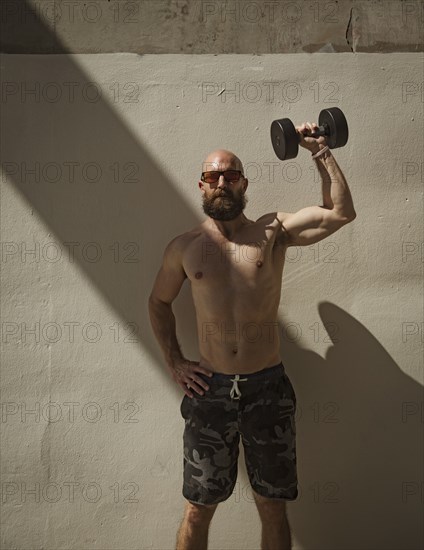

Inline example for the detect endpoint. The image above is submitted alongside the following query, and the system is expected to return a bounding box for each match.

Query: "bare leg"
[253,491,292,550]
[175,501,218,550]
[260,515,292,550]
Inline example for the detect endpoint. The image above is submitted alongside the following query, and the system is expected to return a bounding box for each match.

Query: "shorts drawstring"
[230,374,248,400]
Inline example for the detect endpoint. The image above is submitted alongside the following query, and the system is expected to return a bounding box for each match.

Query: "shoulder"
[256,211,291,232]
[164,226,202,257]
[256,212,291,245]
[256,211,291,223]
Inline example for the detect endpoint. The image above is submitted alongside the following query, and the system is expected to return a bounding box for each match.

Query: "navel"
[232,348,238,354]
[195,271,203,279]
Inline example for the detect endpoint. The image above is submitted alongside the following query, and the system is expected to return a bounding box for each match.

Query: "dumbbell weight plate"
[318,107,349,149]
[270,118,299,161]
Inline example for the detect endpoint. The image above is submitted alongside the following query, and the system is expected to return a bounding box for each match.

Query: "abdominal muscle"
[186,216,287,374]
[198,342,282,374]
[196,307,282,374]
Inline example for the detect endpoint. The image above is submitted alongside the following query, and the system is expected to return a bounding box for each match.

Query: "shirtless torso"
[150,148,354,389]
[180,212,289,374]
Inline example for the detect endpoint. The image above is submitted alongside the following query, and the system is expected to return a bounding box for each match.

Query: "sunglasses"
[200,170,243,184]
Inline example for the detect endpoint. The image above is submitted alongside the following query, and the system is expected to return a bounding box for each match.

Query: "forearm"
[148,298,184,369]
[312,147,356,218]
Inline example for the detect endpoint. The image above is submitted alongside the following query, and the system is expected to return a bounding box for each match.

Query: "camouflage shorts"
[180,361,298,505]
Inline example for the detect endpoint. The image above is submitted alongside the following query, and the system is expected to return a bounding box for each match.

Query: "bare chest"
[183,225,286,287]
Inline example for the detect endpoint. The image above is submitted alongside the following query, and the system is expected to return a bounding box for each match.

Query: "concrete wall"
[1,2,423,550]
[2,50,423,550]
[1,0,423,53]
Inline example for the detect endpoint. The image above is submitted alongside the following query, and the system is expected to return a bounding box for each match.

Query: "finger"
[190,374,210,391]
[186,381,205,396]
[310,122,318,136]
[197,367,214,378]
[301,123,312,136]
[182,383,193,398]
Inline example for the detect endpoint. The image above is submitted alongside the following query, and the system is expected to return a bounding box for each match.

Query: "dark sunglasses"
[200,170,243,184]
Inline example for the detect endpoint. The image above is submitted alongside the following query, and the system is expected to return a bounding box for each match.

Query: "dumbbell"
[270,107,349,161]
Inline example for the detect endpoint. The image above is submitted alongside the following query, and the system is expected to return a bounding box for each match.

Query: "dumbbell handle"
[299,123,329,141]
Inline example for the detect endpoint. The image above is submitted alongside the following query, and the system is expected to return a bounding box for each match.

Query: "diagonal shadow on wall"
[1,3,422,549]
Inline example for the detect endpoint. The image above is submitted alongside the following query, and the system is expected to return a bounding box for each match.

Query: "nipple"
[195,271,203,279]
[256,260,263,268]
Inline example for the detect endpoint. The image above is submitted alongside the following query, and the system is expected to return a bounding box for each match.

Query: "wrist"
[166,352,184,369]
[310,143,327,155]
[311,145,331,160]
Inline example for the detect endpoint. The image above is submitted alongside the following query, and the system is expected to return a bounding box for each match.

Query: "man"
[148,121,356,550]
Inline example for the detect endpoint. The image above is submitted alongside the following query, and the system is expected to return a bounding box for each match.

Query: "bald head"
[199,149,248,221]
[202,149,244,174]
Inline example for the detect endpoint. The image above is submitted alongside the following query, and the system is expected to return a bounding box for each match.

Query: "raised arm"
[277,120,356,247]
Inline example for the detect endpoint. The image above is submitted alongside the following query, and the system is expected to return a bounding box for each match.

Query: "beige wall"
[1,51,423,549]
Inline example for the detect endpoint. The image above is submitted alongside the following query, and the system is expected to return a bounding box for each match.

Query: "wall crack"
[346,7,355,53]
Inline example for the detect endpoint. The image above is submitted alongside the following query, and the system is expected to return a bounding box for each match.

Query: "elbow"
[149,294,170,307]
[148,294,160,308]
[338,210,356,223]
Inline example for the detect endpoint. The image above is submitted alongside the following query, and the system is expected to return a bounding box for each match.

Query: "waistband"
[202,361,285,385]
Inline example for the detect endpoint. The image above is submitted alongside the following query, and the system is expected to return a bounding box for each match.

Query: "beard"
[202,189,248,221]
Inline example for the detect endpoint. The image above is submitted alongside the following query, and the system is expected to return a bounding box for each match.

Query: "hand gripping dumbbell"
[270,107,349,161]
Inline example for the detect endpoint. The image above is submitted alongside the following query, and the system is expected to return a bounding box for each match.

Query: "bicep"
[279,206,349,246]
[149,238,187,304]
